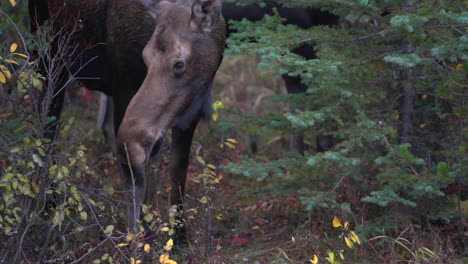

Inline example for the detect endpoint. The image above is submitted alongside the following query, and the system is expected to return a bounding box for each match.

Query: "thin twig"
[83,197,129,262]
[69,237,110,264]
[0,9,31,59]
[123,143,138,233]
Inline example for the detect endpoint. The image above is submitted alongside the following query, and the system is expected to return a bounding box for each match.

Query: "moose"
[96,1,338,158]
[89,1,338,231]
[29,0,226,231]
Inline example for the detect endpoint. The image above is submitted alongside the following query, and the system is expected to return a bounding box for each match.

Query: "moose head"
[115,0,225,229]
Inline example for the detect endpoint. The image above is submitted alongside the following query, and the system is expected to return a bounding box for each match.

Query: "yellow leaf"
[339,250,345,260]
[226,138,238,144]
[225,142,236,149]
[419,123,426,128]
[332,216,342,228]
[0,72,5,84]
[104,225,114,234]
[117,243,129,247]
[327,252,335,263]
[252,225,260,230]
[455,63,463,72]
[199,196,208,204]
[144,243,151,253]
[160,254,179,264]
[309,254,319,264]
[125,233,134,242]
[213,100,224,112]
[161,227,170,232]
[9,0,17,7]
[4,59,19,65]
[3,70,11,79]
[214,177,221,183]
[421,94,428,100]
[195,155,205,165]
[164,239,174,251]
[131,258,142,264]
[0,65,11,78]
[344,221,350,229]
[13,53,28,59]
[212,112,219,121]
[32,78,42,88]
[10,43,18,53]
[207,164,216,170]
[86,197,96,205]
[350,231,361,245]
[345,236,354,248]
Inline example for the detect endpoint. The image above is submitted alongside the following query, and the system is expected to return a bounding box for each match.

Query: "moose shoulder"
[29,0,226,231]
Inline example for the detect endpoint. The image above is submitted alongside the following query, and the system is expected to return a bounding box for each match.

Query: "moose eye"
[172,61,186,77]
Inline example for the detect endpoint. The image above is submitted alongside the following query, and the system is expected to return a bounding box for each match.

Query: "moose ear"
[190,0,222,32]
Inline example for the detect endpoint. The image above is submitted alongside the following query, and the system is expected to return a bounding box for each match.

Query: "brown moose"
[29,0,226,231]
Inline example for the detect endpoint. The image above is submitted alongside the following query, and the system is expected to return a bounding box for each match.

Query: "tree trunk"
[399,42,415,144]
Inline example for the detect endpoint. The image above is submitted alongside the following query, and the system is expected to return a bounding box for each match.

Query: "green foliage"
[362,189,417,207]
[0,14,128,260]
[298,191,341,211]
[223,154,306,181]
[222,0,465,237]
[0,38,185,262]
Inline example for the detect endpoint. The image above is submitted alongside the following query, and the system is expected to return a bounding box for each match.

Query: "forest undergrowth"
[1,0,467,263]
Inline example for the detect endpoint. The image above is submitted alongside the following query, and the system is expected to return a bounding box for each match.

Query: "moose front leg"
[169,118,199,208]
[120,163,146,232]
[167,117,199,244]
[113,92,148,232]
[118,133,161,232]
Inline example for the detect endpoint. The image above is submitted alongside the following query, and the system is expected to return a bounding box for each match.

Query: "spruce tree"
[223,0,467,241]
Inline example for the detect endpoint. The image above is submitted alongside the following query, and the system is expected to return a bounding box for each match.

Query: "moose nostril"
[142,138,152,147]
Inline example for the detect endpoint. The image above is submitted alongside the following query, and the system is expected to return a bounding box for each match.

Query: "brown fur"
[30,0,226,231]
